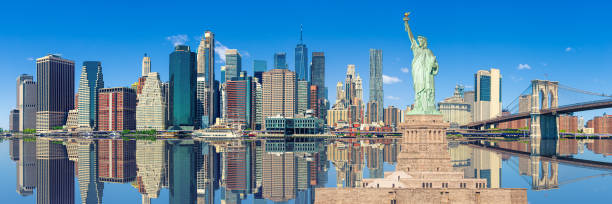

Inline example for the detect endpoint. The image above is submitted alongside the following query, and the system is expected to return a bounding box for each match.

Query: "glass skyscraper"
[295,25,308,81]
[253,60,267,84]
[224,49,242,83]
[310,52,325,100]
[274,52,287,69]
[369,49,383,121]
[169,45,197,130]
[77,61,104,130]
[36,54,75,132]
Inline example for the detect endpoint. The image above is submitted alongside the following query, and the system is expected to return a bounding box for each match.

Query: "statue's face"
[418,36,427,48]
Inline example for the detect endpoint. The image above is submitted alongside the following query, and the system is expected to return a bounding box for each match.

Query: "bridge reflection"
[461,137,612,191]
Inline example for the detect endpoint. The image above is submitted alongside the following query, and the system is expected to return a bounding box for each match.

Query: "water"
[0,137,610,203]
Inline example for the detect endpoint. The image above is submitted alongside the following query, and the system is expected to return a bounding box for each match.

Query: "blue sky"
[1,0,611,129]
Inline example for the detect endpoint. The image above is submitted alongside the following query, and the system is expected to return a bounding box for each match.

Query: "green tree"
[23,128,36,134]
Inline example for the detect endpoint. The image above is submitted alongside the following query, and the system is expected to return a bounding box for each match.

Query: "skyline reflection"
[4,137,611,203]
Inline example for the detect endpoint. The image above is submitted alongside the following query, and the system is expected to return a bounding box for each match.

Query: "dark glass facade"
[295,44,308,81]
[253,60,267,84]
[169,45,197,130]
[274,52,287,69]
[310,52,325,100]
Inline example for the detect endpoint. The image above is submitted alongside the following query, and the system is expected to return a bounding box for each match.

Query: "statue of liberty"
[404,12,440,115]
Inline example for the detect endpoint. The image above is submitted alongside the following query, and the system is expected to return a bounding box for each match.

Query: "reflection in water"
[6,137,612,203]
[37,138,75,204]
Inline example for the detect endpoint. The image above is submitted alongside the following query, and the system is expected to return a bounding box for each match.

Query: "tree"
[23,128,36,134]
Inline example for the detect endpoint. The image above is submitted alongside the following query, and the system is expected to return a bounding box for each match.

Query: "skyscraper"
[169,45,197,130]
[474,68,502,122]
[16,74,34,131]
[295,25,309,81]
[226,73,256,129]
[297,80,309,115]
[97,87,137,131]
[262,69,296,119]
[309,85,319,118]
[369,49,383,121]
[255,82,263,130]
[274,52,287,69]
[142,54,151,76]
[136,72,167,130]
[77,61,104,131]
[18,78,37,131]
[310,52,325,100]
[197,31,218,126]
[36,54,75,132]
[225,49,242,83]
[253,60,267,84]
[366,100,379,124]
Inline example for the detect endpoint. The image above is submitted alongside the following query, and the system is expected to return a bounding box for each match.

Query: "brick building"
[97,87,137,131]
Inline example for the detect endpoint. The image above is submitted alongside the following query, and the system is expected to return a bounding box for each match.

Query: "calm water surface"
[0,137,610,203]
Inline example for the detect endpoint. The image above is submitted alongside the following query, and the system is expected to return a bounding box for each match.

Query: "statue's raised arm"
[403,12,418,49]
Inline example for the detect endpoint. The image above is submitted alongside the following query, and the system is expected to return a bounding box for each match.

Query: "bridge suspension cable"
[503,84,533,113]
[559,84,612,98]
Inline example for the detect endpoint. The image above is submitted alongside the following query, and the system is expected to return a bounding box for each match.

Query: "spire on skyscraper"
[299,24,303,43]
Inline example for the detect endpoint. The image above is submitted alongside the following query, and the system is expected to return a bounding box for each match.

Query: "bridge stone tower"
[530,80,560,155]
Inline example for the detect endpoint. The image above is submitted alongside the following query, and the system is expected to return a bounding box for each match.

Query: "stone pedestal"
[396,114,451,172]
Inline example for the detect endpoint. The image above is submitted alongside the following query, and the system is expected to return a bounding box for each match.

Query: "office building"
[36,138,75,204]
[255,82,263,130]
[326,108,348,128]
[196,77,220,129]
[18,79,37,131]
[136,72,167,130]
[438,85,472,127]
[383,106,402,128]
[369,49,383,121]
[226,73,256,129]
[253,60,267,84]
[311,52,325,99]
[77,61,104,131]
[197,31,218,127]
[309,85,319,118]
[297,80,309,115]
[274,52,287,69]
[169,45,197,130]
[264,116,325,135]
[262,68,296,119]
[65,109,79,131]
[97,87,137,131]
[366,100,379,124]
[16,74,35,131]
[295,25,308,81]
[225,49,242,83]
[160,82,171,127]
[142,54,151,76]
[474,68,502,122]
[36,54,75,132]
[220,66,226,84]
[9,109,19,132]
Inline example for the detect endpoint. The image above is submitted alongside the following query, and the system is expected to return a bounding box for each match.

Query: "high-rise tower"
[274,52,287,69]
[369,49,383,121]
[197,31,219,126]
[474,68,502,122]
[77,61,104,131]
[142,54,151,76]
[295,25,309,81]
[225,49,242,83]
[169,45,197,130]
[36,54,75,132]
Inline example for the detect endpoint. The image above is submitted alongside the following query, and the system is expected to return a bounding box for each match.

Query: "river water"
[0,137,610,203]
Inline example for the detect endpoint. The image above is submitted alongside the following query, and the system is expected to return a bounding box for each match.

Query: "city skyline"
[2,1,612,128]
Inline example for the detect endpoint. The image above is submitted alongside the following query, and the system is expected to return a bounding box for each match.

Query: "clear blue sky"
[1,0,611,129]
